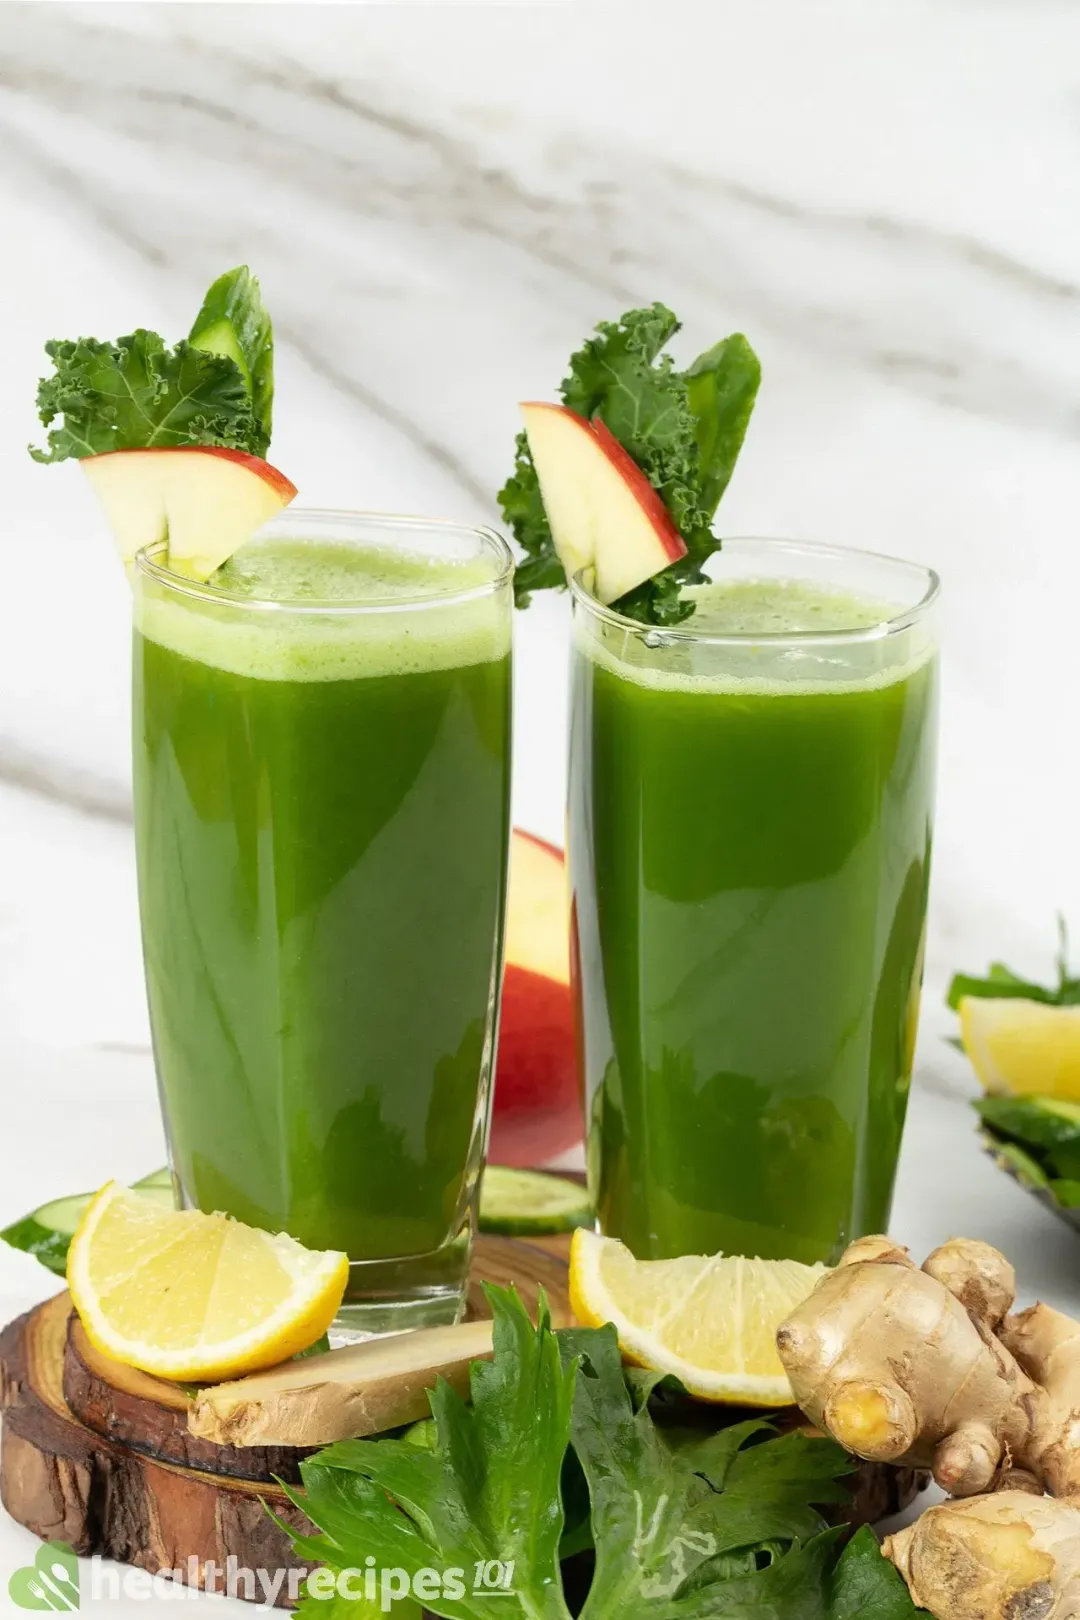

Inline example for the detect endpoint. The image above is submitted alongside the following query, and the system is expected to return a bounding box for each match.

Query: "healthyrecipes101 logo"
[8,1543,79,1610]
[8,1545,517,1610]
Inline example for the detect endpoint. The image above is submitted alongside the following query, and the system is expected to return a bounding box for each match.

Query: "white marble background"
[3,1,1080,1606]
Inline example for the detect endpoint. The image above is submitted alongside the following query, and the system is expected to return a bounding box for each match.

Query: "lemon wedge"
[960,997,1080,1101]
[569,1228,827,1406]
[67,1182,348,1381]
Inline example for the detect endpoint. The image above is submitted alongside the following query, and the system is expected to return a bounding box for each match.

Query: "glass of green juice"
[131,510,514,1336]
[569,539,939,1266]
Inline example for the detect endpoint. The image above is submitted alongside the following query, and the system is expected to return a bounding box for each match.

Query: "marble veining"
[2,20,1080,1595]
[5,9,1080,458]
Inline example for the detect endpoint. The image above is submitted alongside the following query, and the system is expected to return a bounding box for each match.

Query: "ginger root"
[883,1492,1080,1620]
[777,1236,1080,1620]
[1000,1303,1080,1501]
[775,1236,1080,1499]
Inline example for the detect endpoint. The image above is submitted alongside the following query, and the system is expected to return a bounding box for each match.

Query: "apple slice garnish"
[82,445,297,581]
[519,402,687,605]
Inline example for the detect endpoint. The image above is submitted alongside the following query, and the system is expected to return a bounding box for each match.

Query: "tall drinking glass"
[132,511,513,1334]
[569,539,938,1265]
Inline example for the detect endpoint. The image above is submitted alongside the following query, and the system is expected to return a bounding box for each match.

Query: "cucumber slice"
[479,1166,593,1236]
[1,1192,94,1276]
[134,1167,173,1191]
[1,1179,174,1276]
[975,1095,1080,1150]
[33,1192,96,1237]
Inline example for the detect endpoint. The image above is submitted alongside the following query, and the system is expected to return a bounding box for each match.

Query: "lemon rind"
[67,1181,348,1381]
[569,1228,817,1408]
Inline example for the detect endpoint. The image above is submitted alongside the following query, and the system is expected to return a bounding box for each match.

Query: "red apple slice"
[519,402,687,605]
[82,446,297,580]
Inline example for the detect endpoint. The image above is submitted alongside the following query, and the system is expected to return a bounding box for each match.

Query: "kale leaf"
[498,304,760,626]
[30,267,275,464]
[30,330,266,462]
[189,264,275,446]
[499,430,567,606]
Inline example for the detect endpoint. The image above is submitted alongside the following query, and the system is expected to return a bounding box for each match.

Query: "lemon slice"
[569,1228,827,1405]
[960,997,1080,1101]
[67,1182,348,1381]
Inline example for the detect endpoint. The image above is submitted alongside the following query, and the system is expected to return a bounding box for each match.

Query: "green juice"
[132,534,512,1277]
[569,573,937,1264]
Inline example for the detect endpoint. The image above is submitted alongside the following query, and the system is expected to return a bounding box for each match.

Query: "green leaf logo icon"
[8,1542,79,1610]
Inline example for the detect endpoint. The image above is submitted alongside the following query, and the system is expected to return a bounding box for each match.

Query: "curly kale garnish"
[498,304,760,626]
[31,331,265,462]
[30,267,274,462]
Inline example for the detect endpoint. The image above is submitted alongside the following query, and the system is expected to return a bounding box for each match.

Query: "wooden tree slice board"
[0,1235,574,1604]
[0,1233,924,1607]
[58,1234,572,1485]
[64,1314,315,1484]
[0,1292,312,1603]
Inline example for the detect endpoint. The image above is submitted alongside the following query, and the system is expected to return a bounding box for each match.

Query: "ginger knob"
[823,1379,918,1461]
[923,1238,1016,1330]
[883,1492,1080,1620]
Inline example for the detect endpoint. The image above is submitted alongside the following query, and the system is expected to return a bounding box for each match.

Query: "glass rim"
[133,507,515,616]
[568,536,940,647]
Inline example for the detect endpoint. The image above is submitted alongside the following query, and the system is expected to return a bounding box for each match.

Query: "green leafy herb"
[975,1096,1080,1154]
[950,921,1080,1216]
[1049,1141,1080,1179]
[976,1096,1080,1211]
[401,1416,437,1450]
[282,1286,916,1620]
[500,305,760,626]
[982,1131,1054,1193]
[280,1286,575,1620]
[685,337,762,516]
[31,332,265,462]
[0,1214,70,1277]
[947,916,1080,1010]
[827,1527,925,1620]
[30,266,274,464]
[559,305,714,566]
[294,1331,332,1361]
[293,1580,419,1620]
[499,432,566,605]
[947,965,1059,1010]
[189,265,274,445]
[558,1323,852,1619]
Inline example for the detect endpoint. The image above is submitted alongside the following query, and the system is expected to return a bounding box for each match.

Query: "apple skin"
[86,444,297,499]
[490,829,584,1168]
[492,964,582,1168]
[590,416,687,564]
[519,401,688,606]
[82,444,297,578]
